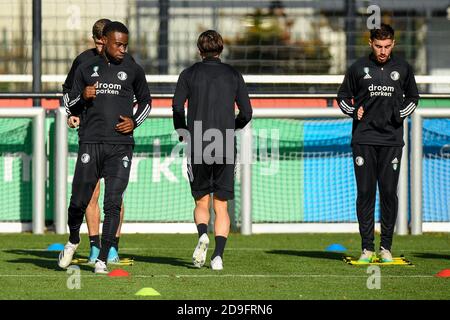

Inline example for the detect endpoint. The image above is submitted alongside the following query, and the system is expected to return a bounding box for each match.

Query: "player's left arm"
[130,65,152,129]
[116,66,151,134]
[235,72,253,130]
[394,63,420,123]
[172,69,189,142]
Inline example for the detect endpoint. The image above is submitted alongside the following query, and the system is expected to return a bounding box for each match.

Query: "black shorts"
[70,143,133,212]
[74,143,133,181]
[187,160,236,200]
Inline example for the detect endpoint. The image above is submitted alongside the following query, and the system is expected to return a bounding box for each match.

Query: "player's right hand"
[67,116,80,128]
[357,106,364,120]
[83,82,98,100]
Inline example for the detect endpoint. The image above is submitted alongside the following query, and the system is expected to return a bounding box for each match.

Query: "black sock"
[89,235,100,248]
[211,236,227,260]
[197,223,208,238]
[113,237,120,251]
[69,230,80,245]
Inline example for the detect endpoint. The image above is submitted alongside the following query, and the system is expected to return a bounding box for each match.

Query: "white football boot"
[192,233,209,268]
[357,249,376,264]
[210,256,223,271]
[58,241,79,269]
[94,259,109,274]
[380,247,394,263]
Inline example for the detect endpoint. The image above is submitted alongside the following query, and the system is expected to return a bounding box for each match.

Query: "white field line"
[0,274,435,278]
[2,248,450,252]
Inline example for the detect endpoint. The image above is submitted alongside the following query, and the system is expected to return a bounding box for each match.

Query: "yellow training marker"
[343,255,413,266]
[71,258,134,266]
[135,288,161,296]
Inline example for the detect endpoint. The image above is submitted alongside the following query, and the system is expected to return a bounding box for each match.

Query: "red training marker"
[108,269,130,277]
[435,269,450,278]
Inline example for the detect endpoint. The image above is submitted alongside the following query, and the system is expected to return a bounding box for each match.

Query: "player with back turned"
[172,30,253,270]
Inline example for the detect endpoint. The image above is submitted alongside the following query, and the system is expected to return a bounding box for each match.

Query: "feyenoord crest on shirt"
[390,71,400,81]
[117,71,127,81]
[363,67,372,79]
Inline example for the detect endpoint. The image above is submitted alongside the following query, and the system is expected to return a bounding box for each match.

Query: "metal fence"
[0,87,448,234]
[44,106,450,235]
[1,0,449,92]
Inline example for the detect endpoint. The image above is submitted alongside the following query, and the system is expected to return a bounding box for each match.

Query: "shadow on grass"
[4,249,198,271]
[266,250,345,261]
[119,253,195,269]
[411,252,450,260]
[4,249,92,272]
[4,249,58,259]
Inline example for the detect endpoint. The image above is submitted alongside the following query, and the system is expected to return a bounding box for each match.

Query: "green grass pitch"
[0,233,448,300]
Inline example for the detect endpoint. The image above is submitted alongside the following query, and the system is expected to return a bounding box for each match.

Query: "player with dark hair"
[59,21,151,274]
[337,23,419,263]
[62,18,126,264]
[172,30,252,270]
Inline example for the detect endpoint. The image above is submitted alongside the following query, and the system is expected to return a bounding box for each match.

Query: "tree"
[225,8,331,74]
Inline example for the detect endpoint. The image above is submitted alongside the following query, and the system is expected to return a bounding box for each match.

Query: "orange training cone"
[108,269,130,277]
[435,269,450,278]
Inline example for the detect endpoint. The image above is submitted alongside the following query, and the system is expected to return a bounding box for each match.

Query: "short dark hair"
[197,30,223,57]
[92,19,111,39]
[370,23,395,40]
[102,21,129,37]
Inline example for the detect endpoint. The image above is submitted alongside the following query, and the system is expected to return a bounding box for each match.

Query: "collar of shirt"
[202,57,221,63]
